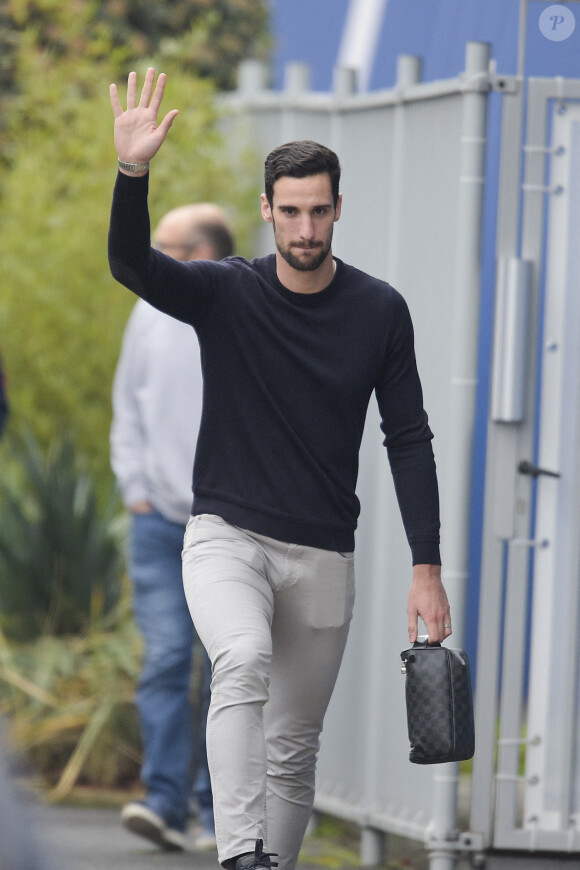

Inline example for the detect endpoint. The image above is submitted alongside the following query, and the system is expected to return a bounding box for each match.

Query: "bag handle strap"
[413,634,442,649]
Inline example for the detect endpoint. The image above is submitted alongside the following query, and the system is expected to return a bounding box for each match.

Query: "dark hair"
[264,140,341,207]
[188,222,235,261]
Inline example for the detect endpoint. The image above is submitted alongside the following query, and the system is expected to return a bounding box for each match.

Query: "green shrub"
[0,429,124,642]
[0,46,261,498]
[0,594,143,798]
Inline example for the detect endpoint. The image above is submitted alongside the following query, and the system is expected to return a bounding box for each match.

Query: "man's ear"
[260,193,273,223]
[334,193,343,223]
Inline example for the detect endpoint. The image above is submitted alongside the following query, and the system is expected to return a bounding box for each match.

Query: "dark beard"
[273,215,334,273]
[278,245,330,272]
[277,240,331,272]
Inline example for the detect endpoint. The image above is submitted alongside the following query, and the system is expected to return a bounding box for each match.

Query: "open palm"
[110,67,179,166]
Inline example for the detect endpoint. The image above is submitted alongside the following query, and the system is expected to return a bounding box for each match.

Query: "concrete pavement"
[35,804,220,870]
[30,803,371,870]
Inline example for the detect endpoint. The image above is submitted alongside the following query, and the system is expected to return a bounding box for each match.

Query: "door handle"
[518,460,560,479]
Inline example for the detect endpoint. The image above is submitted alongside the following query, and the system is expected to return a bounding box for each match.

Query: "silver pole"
[517,0,528,80]
[427,40,490,870]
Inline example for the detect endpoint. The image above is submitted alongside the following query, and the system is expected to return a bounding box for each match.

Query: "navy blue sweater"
[109,172,440,563]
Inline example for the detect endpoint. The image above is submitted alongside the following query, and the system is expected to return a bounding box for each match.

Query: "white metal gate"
[470,81,580,862]
[524,101,580,844]
[221,40,580,870]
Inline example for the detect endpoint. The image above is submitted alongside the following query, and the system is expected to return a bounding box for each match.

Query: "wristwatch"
[118,159,150,173]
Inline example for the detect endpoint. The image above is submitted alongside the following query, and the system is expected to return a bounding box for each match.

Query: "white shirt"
[110,299,202,525]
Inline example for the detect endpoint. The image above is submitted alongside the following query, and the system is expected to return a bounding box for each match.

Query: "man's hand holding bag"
[400,637,475,764]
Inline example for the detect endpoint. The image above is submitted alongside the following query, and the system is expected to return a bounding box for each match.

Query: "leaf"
[47,698,115,801]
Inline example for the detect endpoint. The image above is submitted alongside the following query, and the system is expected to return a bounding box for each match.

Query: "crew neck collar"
[270,257,343,304]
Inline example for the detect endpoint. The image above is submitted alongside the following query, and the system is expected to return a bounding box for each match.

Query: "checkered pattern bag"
[400,640,475,764]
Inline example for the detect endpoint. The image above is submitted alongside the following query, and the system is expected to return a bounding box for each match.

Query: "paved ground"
[35,805,220,870]
[25,801,435,870]
[29,803,371,870]
[25,802,580,870]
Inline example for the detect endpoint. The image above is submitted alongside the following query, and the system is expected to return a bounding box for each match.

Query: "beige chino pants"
[182,514,355,870]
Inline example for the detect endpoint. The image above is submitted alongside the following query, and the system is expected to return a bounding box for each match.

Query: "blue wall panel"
[270,1,580,89]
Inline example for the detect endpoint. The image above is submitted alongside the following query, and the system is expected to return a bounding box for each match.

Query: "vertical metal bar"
[524,107,580,838]
[427,40,490,870]
[469,6,528,842]
[385,54,422,288]
[492,76,551,850]
[283,62,310,97]
[493,536,532,836]
[236,59,267,95]
[517,0,528,80]
[555,118,580,831]
[490,257,532,423]
[360,828,384,866]
[469,88,526,845]
[440,40,490,651]
[337,0,389,91]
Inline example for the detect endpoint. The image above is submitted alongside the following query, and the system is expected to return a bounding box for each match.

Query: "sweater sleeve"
[108,171,215,326]
[375,294,441,566]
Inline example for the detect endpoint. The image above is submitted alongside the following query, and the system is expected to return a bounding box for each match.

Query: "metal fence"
[220,39,580,870]
[221,42,489,870]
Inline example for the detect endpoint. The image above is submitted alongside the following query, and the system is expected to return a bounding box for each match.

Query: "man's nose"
[298,215,315,239]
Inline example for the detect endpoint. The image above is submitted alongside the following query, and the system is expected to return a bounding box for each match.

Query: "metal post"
[469,16,527,846]
[333,66,358,98]
[237,59,267,96]
[360,827,384,866]
[427,41,491,870]
[284,62,310,97]
[396,54,422,88]
[385,54,422,288]
[337,0,389,91]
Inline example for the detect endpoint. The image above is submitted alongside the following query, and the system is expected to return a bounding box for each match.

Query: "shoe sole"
[121,805,185,852]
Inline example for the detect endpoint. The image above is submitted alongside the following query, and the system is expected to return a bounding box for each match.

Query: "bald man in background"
[111,204,234,852]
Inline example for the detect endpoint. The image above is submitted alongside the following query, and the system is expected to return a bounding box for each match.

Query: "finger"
[157,109,179,138]
[139,66,156,108]
[150,72,168,116]
[425,618,451,644]
[408,618,418,643]
[109,83,122,118]
[126,71,137,110]
[424,623,442,644]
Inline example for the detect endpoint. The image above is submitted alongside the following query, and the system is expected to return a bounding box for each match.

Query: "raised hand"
[110,67,179,172]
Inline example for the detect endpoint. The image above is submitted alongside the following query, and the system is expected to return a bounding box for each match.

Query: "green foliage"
[0,0,267,798]
[0,29,262,490]
[0,591,143,796]
[0,430,124,641]
[1,0,270,94]
[153,0,271,90]
[0,426,140,793]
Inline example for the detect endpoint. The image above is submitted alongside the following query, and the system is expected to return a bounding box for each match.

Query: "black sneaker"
[235,839,278,870]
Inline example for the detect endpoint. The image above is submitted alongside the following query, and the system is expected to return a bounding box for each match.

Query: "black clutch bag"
[400,638,475,764]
